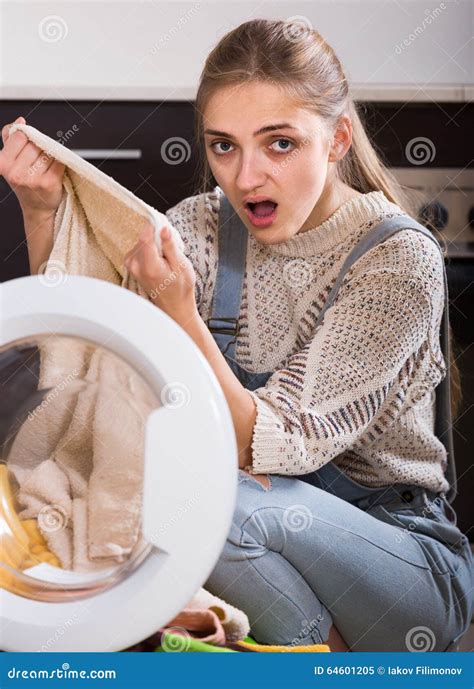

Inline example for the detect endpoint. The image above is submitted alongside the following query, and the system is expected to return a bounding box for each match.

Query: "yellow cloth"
[236,639,330,652]
[0,464,61,593]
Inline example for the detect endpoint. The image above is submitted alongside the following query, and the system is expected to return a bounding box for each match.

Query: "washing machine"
[0,275,238,651]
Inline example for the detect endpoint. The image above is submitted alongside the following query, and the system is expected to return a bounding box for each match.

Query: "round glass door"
[0,334,160,602]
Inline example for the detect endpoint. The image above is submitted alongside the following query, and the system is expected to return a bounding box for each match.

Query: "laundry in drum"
[0,333,160,597]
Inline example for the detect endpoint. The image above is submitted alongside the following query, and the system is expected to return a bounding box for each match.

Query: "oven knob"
[468,206,474,229]
[419,202,449,231]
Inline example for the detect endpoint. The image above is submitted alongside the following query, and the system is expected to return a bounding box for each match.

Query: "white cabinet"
[0,1,471,101]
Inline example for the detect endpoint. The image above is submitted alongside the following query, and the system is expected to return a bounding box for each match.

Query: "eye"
[270,138,295,154]
[210,141,234,156]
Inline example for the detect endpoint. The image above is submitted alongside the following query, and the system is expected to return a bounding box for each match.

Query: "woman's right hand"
[0,116,65,215]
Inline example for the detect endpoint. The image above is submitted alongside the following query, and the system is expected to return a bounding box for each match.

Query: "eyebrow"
[203,123,300,139]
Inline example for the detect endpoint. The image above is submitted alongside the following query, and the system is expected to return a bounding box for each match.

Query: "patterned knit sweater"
[165,186,450,495]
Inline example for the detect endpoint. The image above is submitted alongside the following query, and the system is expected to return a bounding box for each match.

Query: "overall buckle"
[206,317,240,336]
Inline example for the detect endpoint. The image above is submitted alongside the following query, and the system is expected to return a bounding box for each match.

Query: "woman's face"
[203,80,342,246]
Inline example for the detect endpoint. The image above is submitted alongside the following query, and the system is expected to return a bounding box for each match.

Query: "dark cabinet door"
[0,172,29,281]
[0,100,199,281]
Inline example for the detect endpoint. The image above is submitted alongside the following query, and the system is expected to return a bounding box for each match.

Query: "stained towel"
[5,121,250,642]
[6,122,188,571]
[124,610,227,651]
[8,123,185,283]
[8,341,156,571]
[127,587,251,646]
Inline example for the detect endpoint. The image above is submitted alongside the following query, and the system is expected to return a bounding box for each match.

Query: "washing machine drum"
[0,276,238,652]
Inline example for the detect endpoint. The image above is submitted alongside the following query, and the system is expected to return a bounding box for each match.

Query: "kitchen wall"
[0,0,472,102]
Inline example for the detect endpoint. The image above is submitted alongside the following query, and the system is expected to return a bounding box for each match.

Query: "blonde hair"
[192,17,461,418]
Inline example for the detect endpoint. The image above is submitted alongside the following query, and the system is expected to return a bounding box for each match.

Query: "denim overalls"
[204,194,473,651]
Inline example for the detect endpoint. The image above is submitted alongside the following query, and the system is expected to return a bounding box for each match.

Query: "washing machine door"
[0,276,238,651]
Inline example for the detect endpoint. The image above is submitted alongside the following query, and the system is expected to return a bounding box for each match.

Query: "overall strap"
[314,215,456,504]
[206,194,248,358]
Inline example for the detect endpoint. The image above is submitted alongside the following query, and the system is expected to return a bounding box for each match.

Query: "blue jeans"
[204,466,473,652]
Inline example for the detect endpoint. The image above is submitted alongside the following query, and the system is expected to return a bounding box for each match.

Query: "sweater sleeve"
[246,243,446,475]
[165,190,217,313]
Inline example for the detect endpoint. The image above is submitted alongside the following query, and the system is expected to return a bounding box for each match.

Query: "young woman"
[1,18,472,652]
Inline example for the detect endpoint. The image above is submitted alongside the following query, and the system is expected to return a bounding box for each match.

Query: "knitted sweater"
[165,186,450,495]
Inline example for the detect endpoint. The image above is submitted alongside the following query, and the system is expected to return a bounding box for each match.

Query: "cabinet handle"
[70,149,142,160]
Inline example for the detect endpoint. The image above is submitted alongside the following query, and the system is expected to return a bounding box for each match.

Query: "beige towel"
[185,587,250,642]
[6,122,249,641]
[132,586,252,646]
[7,123,186,571]
[8,123,185,283]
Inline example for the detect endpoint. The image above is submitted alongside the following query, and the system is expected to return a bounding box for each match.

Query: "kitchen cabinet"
[0,100,200,280]
[0,2,472,102]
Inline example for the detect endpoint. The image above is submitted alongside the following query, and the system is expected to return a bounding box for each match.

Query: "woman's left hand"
[124,223,197,320]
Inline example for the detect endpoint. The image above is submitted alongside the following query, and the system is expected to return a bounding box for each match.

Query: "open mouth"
[245,200,278,218]
[244,200,279,228]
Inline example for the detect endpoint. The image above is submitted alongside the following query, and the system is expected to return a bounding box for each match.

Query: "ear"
[328,115,353,163]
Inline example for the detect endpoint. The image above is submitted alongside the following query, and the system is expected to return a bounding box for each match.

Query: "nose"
[235,150,268,193]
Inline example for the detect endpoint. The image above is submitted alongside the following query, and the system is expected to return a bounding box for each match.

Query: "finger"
[42,159,65,185]
[124,238,146,268]
[139,226,164,277]
[160,226,181,272]
[1,116,25,145]
[30,149,56,178]
[3,133,41,170]
[8,144,51,186]
[126,257,141,279]
[2,126,31,158]
[123,245,138,267]
[0,130,30,175]
[22,148,55,183]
